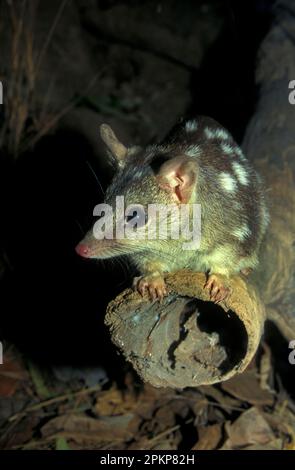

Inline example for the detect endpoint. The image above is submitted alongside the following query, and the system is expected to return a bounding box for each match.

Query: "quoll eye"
[125,208,148,227]
[125,213,136,223]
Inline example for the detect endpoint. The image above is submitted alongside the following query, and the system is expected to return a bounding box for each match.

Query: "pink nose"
[75,243,91,258]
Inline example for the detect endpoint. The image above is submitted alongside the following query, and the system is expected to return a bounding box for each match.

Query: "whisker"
[74,218,86,235]
[85,159,105,196]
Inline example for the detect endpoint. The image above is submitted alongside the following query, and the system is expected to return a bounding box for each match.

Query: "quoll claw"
[134,274,167,302]
[204,274,231,303]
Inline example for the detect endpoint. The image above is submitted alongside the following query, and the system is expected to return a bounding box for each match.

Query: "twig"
[24,67,106,151]
[98,417,195,451]
[12,428,128,449]
[35,0,68,75]
[8,383,103,422]
[0,415,23,447]
[147,418,194,445]
[165,394,246,412]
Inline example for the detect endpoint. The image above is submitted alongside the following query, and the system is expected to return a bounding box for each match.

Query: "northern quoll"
[76,116,269,302]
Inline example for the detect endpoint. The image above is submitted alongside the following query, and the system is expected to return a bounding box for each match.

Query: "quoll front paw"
[134,274,167,301]
[204,274,231,303]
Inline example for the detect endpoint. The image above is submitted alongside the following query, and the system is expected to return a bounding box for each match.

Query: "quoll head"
[75,124,198,260]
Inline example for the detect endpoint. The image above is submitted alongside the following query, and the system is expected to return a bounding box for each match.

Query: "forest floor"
[0,341,295,450]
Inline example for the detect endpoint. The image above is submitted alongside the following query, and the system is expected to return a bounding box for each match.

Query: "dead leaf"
[199,385,242,409]
[139,409,173,438]
[263,405,295,449]
[0,414,38,449]
[225,407,275,448]
[94,387,137,417]
[220,438,233,450]
[151,438,179,450]
[242,439,283,450]
[221,369,274,406]
[259,342,274,392]
[41,413,138,442]
[192,423,222,450]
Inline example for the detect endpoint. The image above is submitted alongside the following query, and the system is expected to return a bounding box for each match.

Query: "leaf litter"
[0,343,294,450]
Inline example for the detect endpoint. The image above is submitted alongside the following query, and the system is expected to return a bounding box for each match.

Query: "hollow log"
[105,0,295,387]
[105,272,265,388]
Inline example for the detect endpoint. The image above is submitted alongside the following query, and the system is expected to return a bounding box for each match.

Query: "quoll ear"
[156,156,198,203]
[100,124,128,168]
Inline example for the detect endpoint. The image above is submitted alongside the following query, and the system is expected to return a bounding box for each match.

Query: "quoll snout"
[75,243,91,258]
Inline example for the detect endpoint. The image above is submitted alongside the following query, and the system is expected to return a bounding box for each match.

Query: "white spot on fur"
[235,147,246,161]
[204,127,215,139]
[232,161,249,185]
[185,120,198,132]
[232,224,251,241]
[204,127,229,140]
[185,144,201,157]
[215,128,230,140]
[219,172,237,192]
[221,142,234,155]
